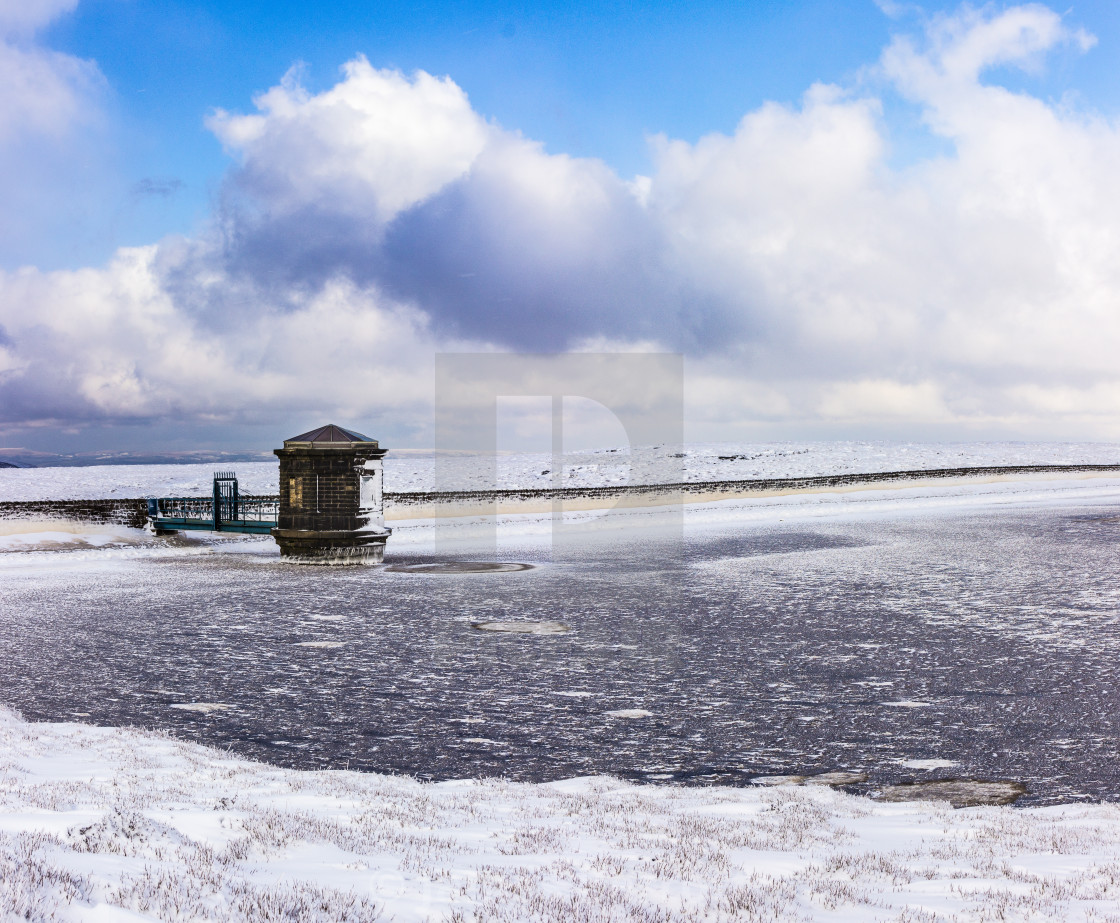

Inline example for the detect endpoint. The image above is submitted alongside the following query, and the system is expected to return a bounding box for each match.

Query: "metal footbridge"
[147,472,278,535]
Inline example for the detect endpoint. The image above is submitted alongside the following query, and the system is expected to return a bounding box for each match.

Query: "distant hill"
[0,451,273,468]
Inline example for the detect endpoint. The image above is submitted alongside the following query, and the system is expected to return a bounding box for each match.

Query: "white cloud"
[0,247,468,429]
[7,3,1120,444]
[207,58,489,228]
[817,379,950,421]
[643,4,1120,433]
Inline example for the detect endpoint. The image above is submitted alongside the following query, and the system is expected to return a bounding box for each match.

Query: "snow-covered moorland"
[3,706,1120,922]
[3,440,1120,501]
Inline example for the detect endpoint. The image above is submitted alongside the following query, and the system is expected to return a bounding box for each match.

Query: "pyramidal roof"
[284,424,377,446]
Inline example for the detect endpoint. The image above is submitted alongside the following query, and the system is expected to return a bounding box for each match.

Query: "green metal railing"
[147,473,278,535]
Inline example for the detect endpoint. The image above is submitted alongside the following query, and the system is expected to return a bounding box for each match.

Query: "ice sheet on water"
[6,473,1120,811]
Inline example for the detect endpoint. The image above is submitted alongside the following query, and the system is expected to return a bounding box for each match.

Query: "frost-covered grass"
[3,707,1120,922]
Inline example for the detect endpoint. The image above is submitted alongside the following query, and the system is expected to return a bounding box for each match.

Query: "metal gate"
[212,471,239,530]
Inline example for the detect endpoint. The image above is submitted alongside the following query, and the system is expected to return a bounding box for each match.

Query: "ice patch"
[876,779,1026,807]
[308,615,345,622]
[882,700,931,708]
[387,562,533,574]
[295,641,347,649]
[556,691,594,698]
[471,621,569,634]
[900,758,959,770]
[752,771,868,787]
[169,703,231,714]
[804,771,868,786]
[752,775,806,786]
[605,709,653,719]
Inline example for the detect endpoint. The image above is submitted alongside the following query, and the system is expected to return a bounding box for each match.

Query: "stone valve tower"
[272,424,390,564]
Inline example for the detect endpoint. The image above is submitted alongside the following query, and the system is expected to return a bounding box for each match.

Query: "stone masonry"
[272,424,390,564]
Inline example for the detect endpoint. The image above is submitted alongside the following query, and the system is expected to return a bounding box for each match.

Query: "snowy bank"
[2,707,1120,922]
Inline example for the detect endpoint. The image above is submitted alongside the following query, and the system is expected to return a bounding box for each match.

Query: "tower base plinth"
[271,528,389,565]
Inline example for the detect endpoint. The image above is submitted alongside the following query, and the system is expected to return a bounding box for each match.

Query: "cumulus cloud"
[204,60,694,349]
[0,247,458,433]
[4,3,1120,444]
[208,60,489,228]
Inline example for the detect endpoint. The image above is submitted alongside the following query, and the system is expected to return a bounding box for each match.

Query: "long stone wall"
[384,463,1120,506]
[0,499,150,528]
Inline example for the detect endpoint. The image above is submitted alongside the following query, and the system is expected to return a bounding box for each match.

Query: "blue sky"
[5,1,1120,455]
[51,0,894,209]
[28,0,1119,270]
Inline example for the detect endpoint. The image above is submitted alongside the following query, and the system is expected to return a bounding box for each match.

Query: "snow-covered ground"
[2,440,1120,501]
[6,453,1120,919]
[3,704,1120,922]
[0,520,152,553]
